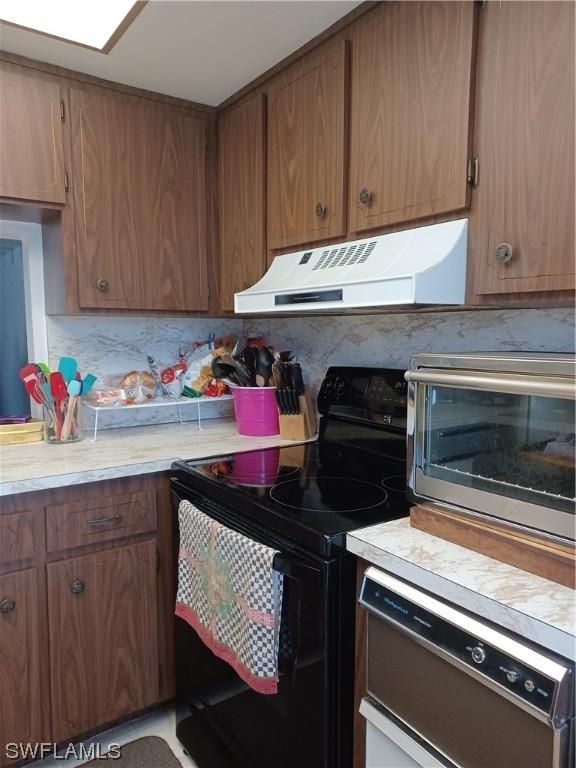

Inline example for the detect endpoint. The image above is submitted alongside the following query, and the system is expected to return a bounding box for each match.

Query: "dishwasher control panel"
[360,570,572,718]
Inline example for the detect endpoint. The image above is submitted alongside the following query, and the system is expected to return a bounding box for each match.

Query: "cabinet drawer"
[46,490,157,553]
[0,510,34,566]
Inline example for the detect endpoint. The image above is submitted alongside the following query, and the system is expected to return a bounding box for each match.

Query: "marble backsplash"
[47,315,241,429]
[244,308,576,395]
[48,308,575,430]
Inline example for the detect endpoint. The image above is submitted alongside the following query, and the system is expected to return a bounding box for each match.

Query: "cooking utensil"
[212,358,237,380]
[58,356,78,383]
[240,347,258,384]
[256,347,275,387]
[234,358,254,387]
[50,372,68,401]
[18,365,44,404]
[81,374,97,397]
[61,380,81,440]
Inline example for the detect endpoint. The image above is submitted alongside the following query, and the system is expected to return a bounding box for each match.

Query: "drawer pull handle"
[315,202,327,218]
[87,515,123,527]
[1,598,15,614]
[71,580,85,595]
[96,278,110,293]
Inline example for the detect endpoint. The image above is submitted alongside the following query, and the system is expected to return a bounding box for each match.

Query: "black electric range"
[171,366,409,768]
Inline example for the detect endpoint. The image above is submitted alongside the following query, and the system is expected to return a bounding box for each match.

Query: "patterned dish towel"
[175,500,284,695]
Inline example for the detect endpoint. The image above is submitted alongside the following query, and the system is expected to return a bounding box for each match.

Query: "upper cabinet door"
[69,86,208,311]
[0,64,66,204]
[142,106,208,312]
[267,41,348,251]
[470,1,575,296]
[218,94,266,312]
[348,2,476,234]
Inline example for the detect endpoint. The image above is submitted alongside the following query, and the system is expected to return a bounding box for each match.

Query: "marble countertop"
[0,418,308,497]
[348,518,576,659]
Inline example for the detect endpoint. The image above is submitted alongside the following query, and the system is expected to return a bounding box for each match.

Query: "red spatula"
[50,372,68,401]
[19,364,43,404]
[50,372,69,438]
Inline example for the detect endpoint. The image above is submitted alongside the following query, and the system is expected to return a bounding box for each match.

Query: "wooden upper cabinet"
[348,2,476,234]
[0,569,44,766]
[218,94,266,312]
[469,1,575,297]
[68,86,208,311]
[47,540,159,743]
[267,41,348,251]
[0,63,66,204]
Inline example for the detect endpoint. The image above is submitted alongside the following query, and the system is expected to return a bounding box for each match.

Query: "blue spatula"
[58,357,78,383]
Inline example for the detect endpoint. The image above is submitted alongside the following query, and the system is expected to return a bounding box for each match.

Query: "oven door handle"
[405,369,575,399]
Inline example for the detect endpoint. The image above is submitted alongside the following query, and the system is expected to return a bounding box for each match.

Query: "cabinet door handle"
[71,580,85,595]
[96,278,110,293]
[0,598,15,614]
[359,188,372,205]
[315,203,327,218]
[87,515,122,527]
[495,242,513,264]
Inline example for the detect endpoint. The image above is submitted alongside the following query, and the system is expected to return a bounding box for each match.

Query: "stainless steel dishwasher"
[359,567,574,768]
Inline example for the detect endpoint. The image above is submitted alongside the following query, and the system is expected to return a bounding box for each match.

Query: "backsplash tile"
[244,308,575,394]
[47,309,574,430]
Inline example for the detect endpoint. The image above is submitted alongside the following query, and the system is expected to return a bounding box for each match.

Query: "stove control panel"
[318,366,407,420]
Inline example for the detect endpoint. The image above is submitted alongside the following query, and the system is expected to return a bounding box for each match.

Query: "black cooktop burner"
[270,476,389,513]
[380,475,406,493]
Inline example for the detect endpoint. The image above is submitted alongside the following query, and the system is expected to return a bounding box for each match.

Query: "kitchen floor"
[28,707,198,768]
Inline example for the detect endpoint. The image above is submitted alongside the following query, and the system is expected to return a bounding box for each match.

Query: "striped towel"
[175,500,284,695]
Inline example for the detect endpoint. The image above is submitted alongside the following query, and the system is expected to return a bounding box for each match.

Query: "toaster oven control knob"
[506,670,519,683]
[524,679,535,693]
[471,646,486,664]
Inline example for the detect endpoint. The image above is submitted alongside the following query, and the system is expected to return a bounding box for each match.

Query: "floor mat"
[83,736,182,767]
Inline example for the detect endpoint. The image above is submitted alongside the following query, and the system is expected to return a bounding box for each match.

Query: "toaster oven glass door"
[415,384,575,538]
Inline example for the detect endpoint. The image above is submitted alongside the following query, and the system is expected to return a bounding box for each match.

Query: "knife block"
[279,394,317,441]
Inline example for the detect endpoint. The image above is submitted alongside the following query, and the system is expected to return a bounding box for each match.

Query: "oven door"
[406,368,576,541]
[171,482,349,768]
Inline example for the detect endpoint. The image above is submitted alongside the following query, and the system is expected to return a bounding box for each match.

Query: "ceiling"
[0,0,360,106]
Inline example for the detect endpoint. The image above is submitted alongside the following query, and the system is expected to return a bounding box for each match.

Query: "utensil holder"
[232,387,280,436]
[278,394,316,441]
[44,398,83,443]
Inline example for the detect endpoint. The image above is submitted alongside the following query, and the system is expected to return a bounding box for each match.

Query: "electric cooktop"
[172,366,410,556]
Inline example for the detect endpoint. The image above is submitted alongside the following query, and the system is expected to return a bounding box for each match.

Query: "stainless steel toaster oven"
[405,353,576,542]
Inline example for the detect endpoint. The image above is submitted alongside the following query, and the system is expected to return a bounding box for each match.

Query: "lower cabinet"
[47,541,159,743]
[0,474,173,766]
[0,569,44,764]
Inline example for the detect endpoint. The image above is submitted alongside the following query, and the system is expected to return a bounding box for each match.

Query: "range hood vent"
[235,218,468,314]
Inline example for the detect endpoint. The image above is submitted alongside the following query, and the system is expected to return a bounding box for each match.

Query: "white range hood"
[235,218,468,313]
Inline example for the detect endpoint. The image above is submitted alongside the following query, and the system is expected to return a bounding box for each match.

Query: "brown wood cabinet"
[468,0,575,299]
[267,40,348,251]
[217,94,267,311]
[47,540,159,743]
[0,474,174,761]
[0,569,44,763]
[68,85,209,311]
[0,63,66,204]
[348,2,476,234]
